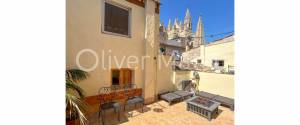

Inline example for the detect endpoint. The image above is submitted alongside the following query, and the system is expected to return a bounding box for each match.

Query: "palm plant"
[66,69,89,125]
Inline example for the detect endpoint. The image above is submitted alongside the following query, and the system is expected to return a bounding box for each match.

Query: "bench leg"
[141,103,144,113]
[101,110,105,125]
[118,110,120,122]
[230,106,234,111]
[208,112,212,121]
[98,105,104,118]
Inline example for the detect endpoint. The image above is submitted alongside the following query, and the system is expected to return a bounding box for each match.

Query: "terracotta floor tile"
[88,100,234,125]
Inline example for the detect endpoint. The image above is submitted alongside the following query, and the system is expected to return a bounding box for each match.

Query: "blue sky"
[160,0,234,43]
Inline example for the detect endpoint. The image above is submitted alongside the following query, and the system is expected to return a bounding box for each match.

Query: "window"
[111,68,133,86]
[112,70,120,85]
[219,61,224,66]
[103,1,130,36]
[212,60,224,67]
[197,59,201,64]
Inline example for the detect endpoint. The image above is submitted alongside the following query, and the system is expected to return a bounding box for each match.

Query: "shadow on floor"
[212,109,223,119]
[88,109,130,125]
[89,102,170,125]
[87,101,234,125]
[153,108,163,112]
[152,101,168,109]
[90,105,153,125]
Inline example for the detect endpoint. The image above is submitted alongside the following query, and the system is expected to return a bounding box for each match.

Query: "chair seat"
[101,102,120,110]
[160,92,181,102]
[173,90,193,98]
[126,97,144,105]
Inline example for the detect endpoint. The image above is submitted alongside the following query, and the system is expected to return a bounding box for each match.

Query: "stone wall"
[182,47,201,63]
[156,68,234,98]
[197,72,234,98]
[156,56,176,94]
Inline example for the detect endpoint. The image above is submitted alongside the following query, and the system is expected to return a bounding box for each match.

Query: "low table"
[186,96,220,121]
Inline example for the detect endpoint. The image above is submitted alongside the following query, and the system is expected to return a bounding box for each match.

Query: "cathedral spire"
[183,9,192,36]
[185,9,191,19]
[167,19,172,31]
[174,18,178,25]
[179,21,182,31]
[196,16,204,45]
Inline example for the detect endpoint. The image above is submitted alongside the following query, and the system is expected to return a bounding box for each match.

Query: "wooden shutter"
[124,69,132,84]
[119,68,132,87]
[104,2,129,35]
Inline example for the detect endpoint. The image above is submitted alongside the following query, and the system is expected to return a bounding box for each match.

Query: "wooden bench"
[212,95,234,111]
[197,91,234,111]
[85,88,142,105]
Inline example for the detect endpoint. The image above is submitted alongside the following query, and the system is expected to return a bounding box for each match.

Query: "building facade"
[182,35,234,73]
[67,0,160,103]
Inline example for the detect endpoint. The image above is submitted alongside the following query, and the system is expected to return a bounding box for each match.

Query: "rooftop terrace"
[87,100,234,125]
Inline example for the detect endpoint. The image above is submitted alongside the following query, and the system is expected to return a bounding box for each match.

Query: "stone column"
[143,0,159,104]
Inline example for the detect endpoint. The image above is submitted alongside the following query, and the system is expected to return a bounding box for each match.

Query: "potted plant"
[193,71,200,80]
[192,71,200,93]
[66,69,89,125]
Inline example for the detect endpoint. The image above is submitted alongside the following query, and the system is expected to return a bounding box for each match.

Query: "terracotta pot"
[66,120,75,125]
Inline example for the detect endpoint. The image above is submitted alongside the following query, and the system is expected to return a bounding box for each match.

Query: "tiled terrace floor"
[88,100,234,125]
